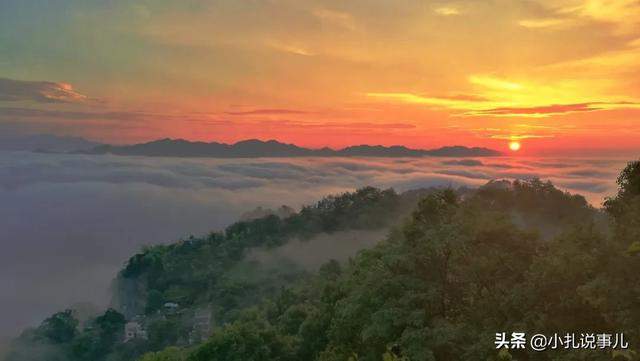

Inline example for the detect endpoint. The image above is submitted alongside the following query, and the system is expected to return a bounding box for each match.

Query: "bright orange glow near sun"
[509,141,521,152]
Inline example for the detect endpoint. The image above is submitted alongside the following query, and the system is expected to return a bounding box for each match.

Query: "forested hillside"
[7,160,640,361]
[4,187,430,361]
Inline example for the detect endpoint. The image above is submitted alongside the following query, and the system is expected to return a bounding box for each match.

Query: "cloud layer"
[0,151,629,344]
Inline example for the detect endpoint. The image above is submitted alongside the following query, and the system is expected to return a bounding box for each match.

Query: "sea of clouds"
[0,151,630,345]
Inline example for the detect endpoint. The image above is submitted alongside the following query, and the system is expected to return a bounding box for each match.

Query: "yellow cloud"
[468,75,523,91]
[367,72,640,118]
[434,6,460,16]
[365,92,491,110]
[518,18,573,29]
[313,8,358,31]
[555,0,640,34]
[266,40,315,56]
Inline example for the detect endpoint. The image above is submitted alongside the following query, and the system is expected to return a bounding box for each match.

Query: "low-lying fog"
[0,151,629,344]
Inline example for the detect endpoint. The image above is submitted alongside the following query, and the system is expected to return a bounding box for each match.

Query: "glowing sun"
[509,141,521,151]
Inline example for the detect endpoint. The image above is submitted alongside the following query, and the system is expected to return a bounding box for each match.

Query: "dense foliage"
[114,186,413,322]
[7,161,640,361]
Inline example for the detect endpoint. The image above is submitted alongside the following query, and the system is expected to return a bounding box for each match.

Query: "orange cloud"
[490,134,556,140]
[226,109,309,116]
[472,103,598,116]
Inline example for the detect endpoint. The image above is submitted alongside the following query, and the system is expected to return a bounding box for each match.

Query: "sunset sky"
[1,0,640,153]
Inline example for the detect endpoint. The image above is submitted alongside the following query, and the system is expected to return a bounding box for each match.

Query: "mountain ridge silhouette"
[78,138,502,158]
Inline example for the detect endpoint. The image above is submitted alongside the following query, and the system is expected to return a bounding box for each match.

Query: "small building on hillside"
[124,321,148,342]
[189,307,213,343]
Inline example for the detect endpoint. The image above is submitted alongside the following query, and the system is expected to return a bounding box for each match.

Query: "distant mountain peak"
[234,138,264,144]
